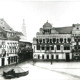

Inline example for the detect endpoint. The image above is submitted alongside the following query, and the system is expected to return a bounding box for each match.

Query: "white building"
[0,19,19,66]
[33,21,80,61]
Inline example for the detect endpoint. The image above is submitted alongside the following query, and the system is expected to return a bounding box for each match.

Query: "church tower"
[22,19,27,40]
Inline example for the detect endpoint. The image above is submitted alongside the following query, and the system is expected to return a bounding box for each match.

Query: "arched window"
[46,38,49,43]
[50,39,52,43]
[60,38,63,43]
[64,38,66,43]
[39,39,42,44]
[43,39,45,43]
[53,38,56,43]
[68,38,71,43]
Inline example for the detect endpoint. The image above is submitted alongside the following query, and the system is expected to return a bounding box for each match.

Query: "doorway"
[2,58,4,66]
[66,53,70,61]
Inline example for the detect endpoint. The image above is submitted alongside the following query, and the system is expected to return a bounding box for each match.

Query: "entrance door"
[2,58,4,66]
[66,53,70,61]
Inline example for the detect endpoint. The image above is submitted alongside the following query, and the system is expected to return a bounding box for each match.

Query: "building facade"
[0,19,19,66]
[18,41,33,62]
[33,21,80,61]
[16,20,33,62]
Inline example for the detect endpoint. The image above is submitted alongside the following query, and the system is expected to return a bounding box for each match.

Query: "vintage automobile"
[3,67,29,79]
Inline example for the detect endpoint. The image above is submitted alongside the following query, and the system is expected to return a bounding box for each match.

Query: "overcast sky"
[0,0,80,42]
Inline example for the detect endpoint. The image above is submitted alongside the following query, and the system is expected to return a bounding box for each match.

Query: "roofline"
[55,26,73,29]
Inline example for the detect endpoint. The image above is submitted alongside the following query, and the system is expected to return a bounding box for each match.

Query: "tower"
[22,19,27,40]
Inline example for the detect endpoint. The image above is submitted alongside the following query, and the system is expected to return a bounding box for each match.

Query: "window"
[75,46,80,50]
[47,55,49,59]
[14,56,16,62]
[53,38,56,43]
[77,27,79,29]
[42,46,44,50]
[38,55,40,59]
[51,46,54,50]
[43,39,45,43]
[49,29,51,34]
[64,46,70,50]
[68,38,71,43]
[36,39,38,43]
[60,38,63,43]
[11,57,14,63]
[78,46,80,49]
[37,45,40,50]
[64,38,66,43]
[56,55,59,60]
[57,45,60,50]
[46,46,49,50]
[46,38,49,43]
[57,39,59,43]
[51,55,54,59]
[78,38,80,42]
[42,55,44,59]
[50,39,52,43]
[39,39,42,44]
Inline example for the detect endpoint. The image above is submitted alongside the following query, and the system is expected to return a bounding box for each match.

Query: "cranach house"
[33,21,80,61]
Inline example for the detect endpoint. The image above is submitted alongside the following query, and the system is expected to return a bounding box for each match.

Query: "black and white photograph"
[0,0,80,80]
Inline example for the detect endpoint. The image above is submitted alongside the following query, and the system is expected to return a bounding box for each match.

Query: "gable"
[72,24,80,34]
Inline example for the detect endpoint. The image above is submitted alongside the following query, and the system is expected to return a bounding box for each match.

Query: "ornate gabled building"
[33,21,80,61]
[0,19,19,66]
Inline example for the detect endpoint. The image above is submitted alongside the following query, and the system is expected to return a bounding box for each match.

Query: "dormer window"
[3,27,5,28]
[77,27,79,29]
[10,29,12,31]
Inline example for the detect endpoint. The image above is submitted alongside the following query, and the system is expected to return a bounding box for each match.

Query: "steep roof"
[55,26,73,34]
[0,19,14,32]
[15,31,23,36]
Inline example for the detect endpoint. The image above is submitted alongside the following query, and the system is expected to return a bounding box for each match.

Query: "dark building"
[18,41,33,62]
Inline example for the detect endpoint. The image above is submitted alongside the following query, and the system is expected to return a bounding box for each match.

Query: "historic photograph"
[0,0,80,80]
